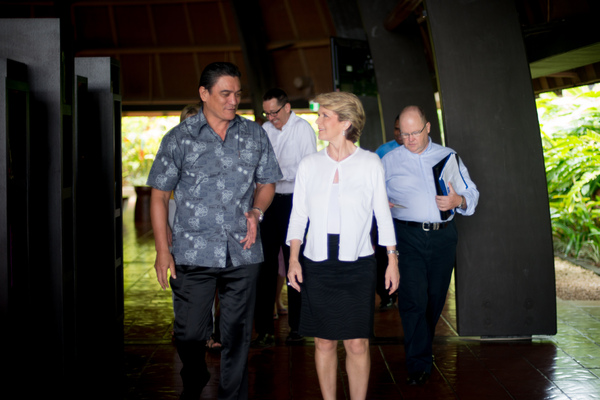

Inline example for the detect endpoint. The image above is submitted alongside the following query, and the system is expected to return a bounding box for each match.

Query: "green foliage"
[538,85,600,264]
[122,116,179,186]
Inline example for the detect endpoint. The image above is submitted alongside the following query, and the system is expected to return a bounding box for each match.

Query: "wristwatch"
[251,207,264,222]
[387,250,399,256]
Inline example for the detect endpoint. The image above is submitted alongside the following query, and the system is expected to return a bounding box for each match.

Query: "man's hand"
[155,250,176,290]
[240,209,259,249]
[435,182,463,211]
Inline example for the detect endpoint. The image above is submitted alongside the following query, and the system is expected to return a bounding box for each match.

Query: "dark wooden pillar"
[231,0,276,120]
[356,0,441,145]
[0,17,77,394]
[425,0,556,336]
[326,0,384,151]
[74,57,124,394]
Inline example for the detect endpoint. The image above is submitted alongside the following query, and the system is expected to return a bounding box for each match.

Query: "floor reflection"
[122,195,600,399]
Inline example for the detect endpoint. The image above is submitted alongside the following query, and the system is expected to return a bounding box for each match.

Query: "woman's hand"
[385,252,400,295]
[287,258,303,292]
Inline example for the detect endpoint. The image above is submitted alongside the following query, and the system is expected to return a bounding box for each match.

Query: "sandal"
[206,334,222,351]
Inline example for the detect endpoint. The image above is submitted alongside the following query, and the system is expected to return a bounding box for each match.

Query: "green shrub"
[122,116,179,186]
[537,85,600,264]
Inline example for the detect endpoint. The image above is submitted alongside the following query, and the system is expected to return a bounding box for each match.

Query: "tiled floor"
[122,197,600,399]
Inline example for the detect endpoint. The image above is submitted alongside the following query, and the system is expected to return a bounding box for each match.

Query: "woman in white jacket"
[286,92,399,400]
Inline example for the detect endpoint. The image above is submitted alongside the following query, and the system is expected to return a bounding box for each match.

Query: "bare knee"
[344,338,369,356]
[315,337,338,353]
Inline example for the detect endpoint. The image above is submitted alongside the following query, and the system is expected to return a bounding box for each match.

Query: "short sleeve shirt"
[146,110,282,268]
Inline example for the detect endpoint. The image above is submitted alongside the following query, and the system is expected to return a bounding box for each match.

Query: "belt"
[275,193,293,197]
[395,219,450,231]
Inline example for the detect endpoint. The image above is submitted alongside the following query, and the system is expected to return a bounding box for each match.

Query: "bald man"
[382,105,479,386]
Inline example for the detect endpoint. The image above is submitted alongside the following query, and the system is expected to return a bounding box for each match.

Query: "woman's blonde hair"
[180,103,201,122]
[313,92,365,143]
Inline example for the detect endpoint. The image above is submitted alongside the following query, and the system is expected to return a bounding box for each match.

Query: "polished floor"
[122,197,600,400]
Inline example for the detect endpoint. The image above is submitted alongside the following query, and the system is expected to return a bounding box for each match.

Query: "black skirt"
[299,234,376,340]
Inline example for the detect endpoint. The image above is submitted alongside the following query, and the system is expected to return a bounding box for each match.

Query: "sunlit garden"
[537,84,600,266]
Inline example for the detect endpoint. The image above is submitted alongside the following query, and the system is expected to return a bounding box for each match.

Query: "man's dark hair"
[198,62,241,92]
[263,88,289,105]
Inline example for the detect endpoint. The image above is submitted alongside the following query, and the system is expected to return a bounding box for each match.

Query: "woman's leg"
[343,338,370,400]
[314,337,339,400]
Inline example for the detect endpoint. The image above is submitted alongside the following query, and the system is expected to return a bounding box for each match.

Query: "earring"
[342,130,346,136]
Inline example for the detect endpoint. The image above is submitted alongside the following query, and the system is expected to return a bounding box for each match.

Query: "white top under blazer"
[286,147,396,262]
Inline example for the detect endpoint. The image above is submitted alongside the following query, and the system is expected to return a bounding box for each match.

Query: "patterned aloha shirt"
[146,110,282,268]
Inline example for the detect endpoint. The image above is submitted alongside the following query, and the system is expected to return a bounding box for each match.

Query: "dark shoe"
[180,370,210,399]
[180,391,200,400]
[406,371,430,386]
[379,298,396,310]
[251,333,275,348]
[285,331,305,344]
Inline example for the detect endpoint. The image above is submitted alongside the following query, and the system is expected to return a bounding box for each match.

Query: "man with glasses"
[251,88,317,347]
[382,105,479,386]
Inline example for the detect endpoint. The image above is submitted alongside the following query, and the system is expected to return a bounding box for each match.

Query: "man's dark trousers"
[394,219,457,374]
[171,257,260,400]
[372,220,397,307]
[254,193,301,335]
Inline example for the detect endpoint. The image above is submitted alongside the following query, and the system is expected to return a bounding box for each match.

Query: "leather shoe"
[379,298,395,310]
[251,333,275,348]
[285,331,305,344]
[180,391,200,400]
[180,369,210,399]
[406,371,430,386]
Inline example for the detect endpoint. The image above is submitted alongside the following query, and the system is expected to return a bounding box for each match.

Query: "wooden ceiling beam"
[182,2,201,83]
[383,0,423,31]
[146,3,165,99]
[76,44,242,56]
[74,39,330,56]
[231,0,275,119]
[72,0,217,6]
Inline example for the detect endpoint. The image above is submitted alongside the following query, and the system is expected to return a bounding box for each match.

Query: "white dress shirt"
[286,147,396,262]
[382,138,479,223]
[262,111,317,194]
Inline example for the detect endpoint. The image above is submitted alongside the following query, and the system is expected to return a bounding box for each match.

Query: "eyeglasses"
[400,124,427,140]
[262,104,284,118]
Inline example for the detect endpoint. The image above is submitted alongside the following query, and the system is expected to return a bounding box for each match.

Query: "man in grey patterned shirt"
[147,62,282,400]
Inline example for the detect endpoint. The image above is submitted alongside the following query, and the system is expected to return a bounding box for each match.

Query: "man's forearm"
[253,182,276,213]
[150,188,171,253]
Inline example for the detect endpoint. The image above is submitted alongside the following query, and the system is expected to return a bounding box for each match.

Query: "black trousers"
[254,193,302,335]
[394,219,457,374]
[171,258,260,400]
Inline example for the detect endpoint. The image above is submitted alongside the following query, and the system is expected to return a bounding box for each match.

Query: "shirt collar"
[402,137,433,157]
[280,111,297,132]
[189,108,241,138]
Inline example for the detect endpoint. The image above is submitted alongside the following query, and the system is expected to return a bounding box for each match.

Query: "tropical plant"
[122,116,179,186]
[537,85,600,264]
